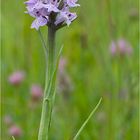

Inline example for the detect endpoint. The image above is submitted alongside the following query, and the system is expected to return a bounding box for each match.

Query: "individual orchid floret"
[44,3,59,13]
[66,0,80,7]
[55,11,77,26]
[31,16,48,30]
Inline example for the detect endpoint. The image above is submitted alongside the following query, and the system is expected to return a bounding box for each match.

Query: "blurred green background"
[1,0,139,140]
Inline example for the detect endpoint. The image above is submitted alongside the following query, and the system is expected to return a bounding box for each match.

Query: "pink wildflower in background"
[110,39,133,56]
[30,84,43,101]
[9,125,22,138]
[118,39,132,55]
[8,71,25,86]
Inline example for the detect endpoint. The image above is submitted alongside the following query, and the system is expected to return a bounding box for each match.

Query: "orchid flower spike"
[24,0,80,30]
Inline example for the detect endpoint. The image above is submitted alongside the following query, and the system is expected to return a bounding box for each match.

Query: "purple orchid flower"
[25,0,80,30]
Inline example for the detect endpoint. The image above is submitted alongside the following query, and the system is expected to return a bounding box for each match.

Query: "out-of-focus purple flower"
[118,39,132,55]
[30,84,43,101]
[110,41,117,55]
[8,71,25,86]
[24,0,80,30]
[9,125,22,138]
[109,39,133,56]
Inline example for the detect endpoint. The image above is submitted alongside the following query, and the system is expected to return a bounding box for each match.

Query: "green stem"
[48,26,56,81]
[38,26,56,140]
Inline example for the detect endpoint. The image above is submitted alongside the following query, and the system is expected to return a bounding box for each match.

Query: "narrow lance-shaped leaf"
[12,136,15,140]
[73,98,102,140]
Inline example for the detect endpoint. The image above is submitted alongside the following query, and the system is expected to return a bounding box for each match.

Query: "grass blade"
[73,98,102,140]
[12,136,15,140]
